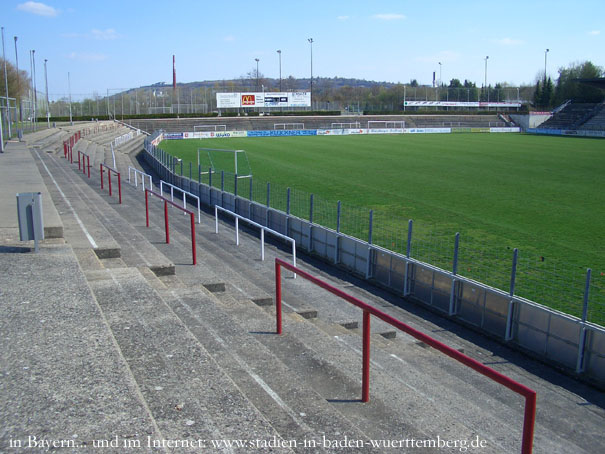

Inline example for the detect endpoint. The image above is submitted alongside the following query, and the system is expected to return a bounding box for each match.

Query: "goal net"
[274,123,304,130]
[367,120,405,129]
[331,122,361,129]
[194,124,227,132]
[197,148,252,179]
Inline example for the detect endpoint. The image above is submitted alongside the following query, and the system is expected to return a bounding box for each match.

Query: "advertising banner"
[405,128,451,134]
[247,129,317,137]
[404,101,521,108]
[217,91,311,108]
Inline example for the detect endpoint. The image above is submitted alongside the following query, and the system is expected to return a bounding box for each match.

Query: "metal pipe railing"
[160,180,201,224]
[145,189,196,265]
[274,257,537,454]
[100,163,122,204]
[215,205,295,275]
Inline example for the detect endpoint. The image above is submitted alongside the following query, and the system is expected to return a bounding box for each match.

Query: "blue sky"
[2,0,603,100]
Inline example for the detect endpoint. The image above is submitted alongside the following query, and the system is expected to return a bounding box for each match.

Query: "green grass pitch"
[159,133,605,323]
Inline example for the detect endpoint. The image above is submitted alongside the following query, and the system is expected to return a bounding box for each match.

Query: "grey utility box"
[16,192,44,250]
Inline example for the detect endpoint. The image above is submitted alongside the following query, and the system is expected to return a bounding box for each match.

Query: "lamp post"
[14,36,22,129]
[2,27,11,137]
[68,72,73,125]
[438,62,442,86]
[277,50,282,91]
[44,59,49,127]
[308,38,313,108]
[484,55,489,103]
[544,48,549,82]
[255,58,259,92]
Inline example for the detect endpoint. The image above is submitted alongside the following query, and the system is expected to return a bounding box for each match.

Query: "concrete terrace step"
[0,243,158,453]
[44,151,175,274]
[33,151,121,259]
[85,266,296,453]
[144,272,382,453]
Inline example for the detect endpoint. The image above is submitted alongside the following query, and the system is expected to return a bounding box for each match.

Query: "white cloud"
[588,30,601,36]
[91,28,119,40]
[17,1,58,17]
[67,52,108,62]
[337,15,350,21]
[372,13,405,21]
[224,35,236,42]
[495,37,524,46]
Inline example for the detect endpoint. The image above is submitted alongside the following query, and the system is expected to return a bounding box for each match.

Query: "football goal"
[194,124,227,132]
[331,122,361,129]
[367,120,405,129]
[197,148,252,179]
[274,123,304,130]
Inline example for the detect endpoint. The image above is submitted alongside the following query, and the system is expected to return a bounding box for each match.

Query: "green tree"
[0,57,30,101]
[554,61,604,104]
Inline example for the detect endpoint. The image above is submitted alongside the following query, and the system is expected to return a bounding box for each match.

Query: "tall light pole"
[255,58,259,91]
[544,48,549,82]
[44,59,49,127]
[32,49,38,130]
[308,38,313,109]
[438,62,442,86]
[14,36,22,128]
[2,27,11,137]
[484,55,489,102]
[277,50,282,91]
[67,71,72,125]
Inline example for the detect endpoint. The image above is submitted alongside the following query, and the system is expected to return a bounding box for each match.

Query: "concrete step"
[33,151,121,259]
[0,242,159,452]
[144,272,381,453]
[86,266,298,453]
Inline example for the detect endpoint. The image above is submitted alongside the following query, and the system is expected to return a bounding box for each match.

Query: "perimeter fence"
[145,131,605,386]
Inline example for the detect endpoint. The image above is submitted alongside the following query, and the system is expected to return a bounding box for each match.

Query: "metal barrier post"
[145,190,149,227]
[100,164,104,189]
[261,228,265,261]
[275,261,282,334]
[117,172,122,204]
[164,200,169,243]
[362,310,371,402]
[190,212,196,265]
[108,170,113,196]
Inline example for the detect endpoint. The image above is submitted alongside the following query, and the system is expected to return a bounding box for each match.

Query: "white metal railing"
[214,205,296,276]
[128,166,152,191]
[114,131,134,146]
[160,180,201,224]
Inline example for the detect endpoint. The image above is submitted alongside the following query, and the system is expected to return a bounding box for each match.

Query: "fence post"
[368,209,373,245]
[576,268,592,373]
[403,220,413,296]
[221,170,225,207]
[249,177,253,200]
[189,161,192,180]
[286,187,291,235]
[309,194,314,251]
[449,232,460,315]
[334,201,341,264]
[198,164,201,183]
[505,248,518,341]
[234,173,238,198]
[117,171,122,204]
[209,167,212,188]
[266,182,270,226]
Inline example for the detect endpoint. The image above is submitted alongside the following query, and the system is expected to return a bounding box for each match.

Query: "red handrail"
[100,163,122,204]
[274,257,536,454]
[145,189,196,265]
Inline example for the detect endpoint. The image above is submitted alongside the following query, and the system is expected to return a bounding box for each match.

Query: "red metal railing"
[144,189,197,265]
[100,163,122,204]
[77,150,91,178]
[274,257,537,454]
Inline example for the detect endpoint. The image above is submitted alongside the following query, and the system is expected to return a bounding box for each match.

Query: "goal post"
[367,120,405,129]
[194,124,227,132]
[274,123,304,130]
[331,122,361,129]
[197,148,252,179]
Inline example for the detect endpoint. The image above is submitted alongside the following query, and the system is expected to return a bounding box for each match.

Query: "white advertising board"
[404,101,521,108]
[217,92,311,108]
